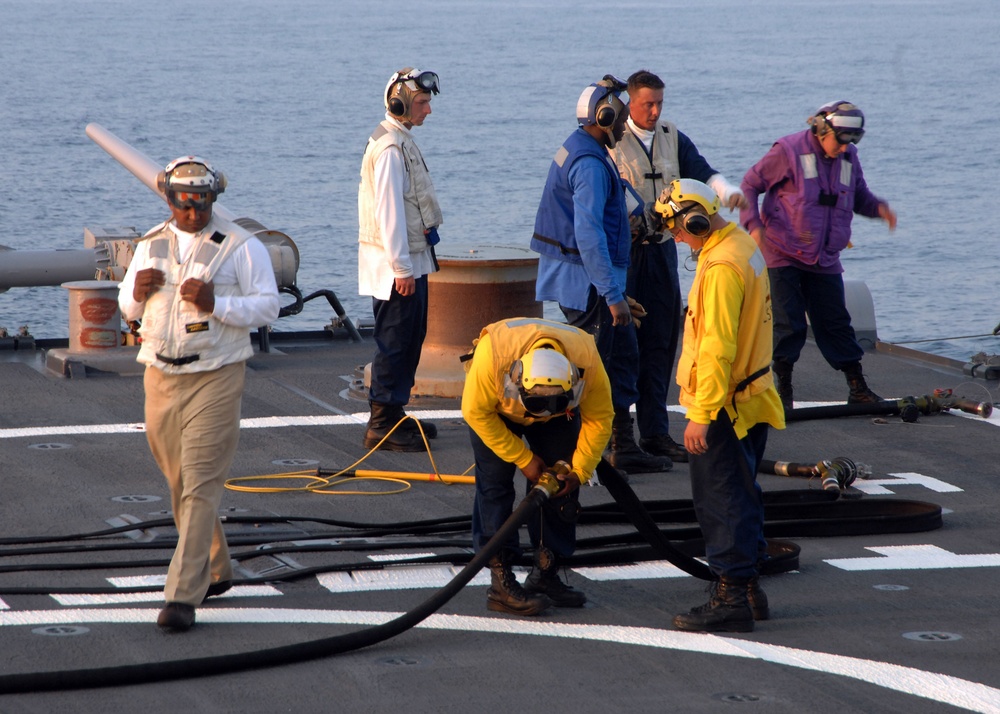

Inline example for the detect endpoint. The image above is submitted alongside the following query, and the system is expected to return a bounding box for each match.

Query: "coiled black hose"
[0,478,558,693]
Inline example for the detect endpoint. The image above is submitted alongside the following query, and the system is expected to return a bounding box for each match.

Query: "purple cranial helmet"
[812,100,865,145]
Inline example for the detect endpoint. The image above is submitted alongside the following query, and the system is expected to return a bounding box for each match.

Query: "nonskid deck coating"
[0,335,998,713]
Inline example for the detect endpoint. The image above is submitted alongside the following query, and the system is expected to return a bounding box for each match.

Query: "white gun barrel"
[85,123,236,221]
[0,245,109,293]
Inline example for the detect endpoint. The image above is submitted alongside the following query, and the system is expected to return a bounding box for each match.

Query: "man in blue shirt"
[531,76,671,475]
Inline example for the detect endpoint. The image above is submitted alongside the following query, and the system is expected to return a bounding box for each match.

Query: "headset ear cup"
[388,96,405,117]
[509,360,523,388]
[156,170,166,194]
[215,171,226,195]
[596,103,616,128]
[684,211,712,238]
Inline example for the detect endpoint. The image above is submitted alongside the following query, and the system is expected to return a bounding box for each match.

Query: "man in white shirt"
[358,67,443,452]
[118,156,280,632]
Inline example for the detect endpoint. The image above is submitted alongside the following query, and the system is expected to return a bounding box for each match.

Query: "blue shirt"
[535,153,627,311]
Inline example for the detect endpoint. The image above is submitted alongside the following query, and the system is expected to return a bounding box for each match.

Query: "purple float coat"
[740,129,885,274]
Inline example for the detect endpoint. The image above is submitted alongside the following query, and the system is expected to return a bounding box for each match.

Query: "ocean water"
[1,0,999,362]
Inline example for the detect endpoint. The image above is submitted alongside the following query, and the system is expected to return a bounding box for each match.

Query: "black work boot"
[487,552,551,616]
[605,410,672,474]
[363,402,427,452]
[415,418,437,439]
[638,434,689,463]
[673,576,756,633]
[843,362,882,404]
[697,576,769,620]
[692,577,769,620]
[747,576,769,621]
[387,406,438,439]
[772,359,794,412]
[524,546,586,607]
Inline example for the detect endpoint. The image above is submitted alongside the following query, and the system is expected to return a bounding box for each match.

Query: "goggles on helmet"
[595,74,629,114]
[520,389,573,417]
[822,110,865,145]
[600,74,628,94]
[167,189,214,211]
[832,128,864,145]
[399,70,440,95]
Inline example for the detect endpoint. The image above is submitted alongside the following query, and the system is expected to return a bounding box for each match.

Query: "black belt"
[734,365,770,397]
[156,353,200,366]
[532,233,580,256]
[730,364,772,421]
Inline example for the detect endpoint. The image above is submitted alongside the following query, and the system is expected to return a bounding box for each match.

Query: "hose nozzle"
[534,460,572,498]
[817,457,864,491]
[929,389,993,418]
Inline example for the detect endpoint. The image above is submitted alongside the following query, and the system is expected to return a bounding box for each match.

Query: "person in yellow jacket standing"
[461,318,614,616]
[654,179,785,633]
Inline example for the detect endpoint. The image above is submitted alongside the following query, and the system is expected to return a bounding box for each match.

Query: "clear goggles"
[167,189,214,210]
[401,70,440,95]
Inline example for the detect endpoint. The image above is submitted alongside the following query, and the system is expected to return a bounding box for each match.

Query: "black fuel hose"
[785,400,917,422]
[786,394,992,423]
[0,463,943,692]
[594,459,714,580]
[0,477,559,693]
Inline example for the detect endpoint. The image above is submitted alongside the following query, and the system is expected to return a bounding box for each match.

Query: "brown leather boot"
[638,434,689,462]
[363,403,427,452]
[673,576,755,633]
[843,362,882,404]
[487,552,551,616]
[524,546,586,607]
[747,576,769,621]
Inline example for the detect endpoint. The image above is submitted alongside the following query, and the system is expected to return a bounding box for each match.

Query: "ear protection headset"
[672,205,713,238]
[386,69,410,118]
[578,75,628,129]
[808,100,865,144]
[594,90,623,128]
[155,156,226,196]
[654,178,720,238]
[385,68,440,119]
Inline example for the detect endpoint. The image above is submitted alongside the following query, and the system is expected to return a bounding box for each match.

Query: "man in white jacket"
[609,69,746,467]
[118,156,279,632]
[358,67,443,452]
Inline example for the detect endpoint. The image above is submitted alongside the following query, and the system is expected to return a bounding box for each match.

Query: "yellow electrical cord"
[224,415,475,496]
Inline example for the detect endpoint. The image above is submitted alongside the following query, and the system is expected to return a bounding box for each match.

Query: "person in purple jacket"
[740,101,897,411]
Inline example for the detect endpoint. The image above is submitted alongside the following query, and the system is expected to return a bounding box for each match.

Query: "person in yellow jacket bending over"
[461,318,614,616]
[655,179,785,633]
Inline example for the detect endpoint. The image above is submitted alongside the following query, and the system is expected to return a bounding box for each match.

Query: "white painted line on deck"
[572,560,690,581]
[0,607,997,712]
[852,472,963,495]
[3,400,998,441]
[827,544,1000,571]
[52,586,281,606]
[316,556,693,592]
[50,574,282,606]
[0,411,464,439]
[318,566,491,593]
